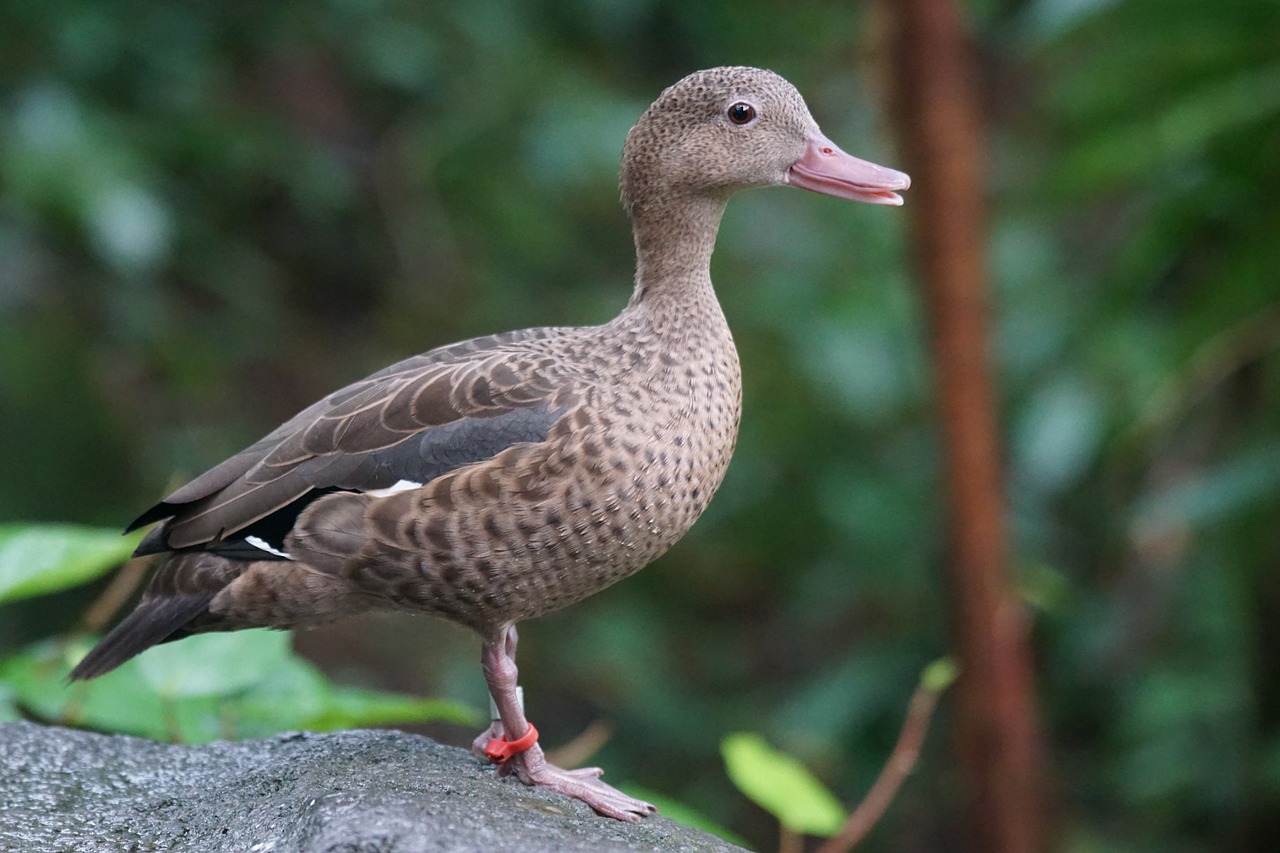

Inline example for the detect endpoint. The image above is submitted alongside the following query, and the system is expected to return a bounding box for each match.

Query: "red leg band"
[484,722,539,764]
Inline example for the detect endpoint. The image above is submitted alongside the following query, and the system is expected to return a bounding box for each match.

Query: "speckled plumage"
[290,308,741,633]
[71,67,908,820]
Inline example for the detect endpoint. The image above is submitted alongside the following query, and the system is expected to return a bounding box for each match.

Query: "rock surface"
[0,721,746,852]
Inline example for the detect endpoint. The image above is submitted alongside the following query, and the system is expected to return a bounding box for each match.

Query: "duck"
[70,66,909,821]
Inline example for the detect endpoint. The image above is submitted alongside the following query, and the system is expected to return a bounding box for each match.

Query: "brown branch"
[1132,301,1280,443]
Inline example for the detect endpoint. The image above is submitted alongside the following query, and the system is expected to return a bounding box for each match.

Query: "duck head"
[620,66,909,217]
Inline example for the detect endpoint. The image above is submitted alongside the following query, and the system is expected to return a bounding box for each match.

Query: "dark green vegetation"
[2,1,1278,850]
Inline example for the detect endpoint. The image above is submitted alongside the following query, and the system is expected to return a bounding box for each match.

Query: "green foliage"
[0,524,141,604]
[2,634,476,743]
[722,731,846,837]
[0,681,17,722]
[0,524,477,742]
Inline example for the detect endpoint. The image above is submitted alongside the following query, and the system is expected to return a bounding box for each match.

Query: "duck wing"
[130,328,578,559]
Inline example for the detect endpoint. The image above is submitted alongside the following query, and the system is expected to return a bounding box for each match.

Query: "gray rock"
[0,721,746,853]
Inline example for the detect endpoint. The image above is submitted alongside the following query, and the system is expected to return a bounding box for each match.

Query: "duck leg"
[470,624,524,759]
[473,624,656,822]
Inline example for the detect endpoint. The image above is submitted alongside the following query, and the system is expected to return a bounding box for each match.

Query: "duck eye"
[726,102,756,125]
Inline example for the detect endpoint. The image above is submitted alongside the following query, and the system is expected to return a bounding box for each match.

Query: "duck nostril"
[821,147,834,155]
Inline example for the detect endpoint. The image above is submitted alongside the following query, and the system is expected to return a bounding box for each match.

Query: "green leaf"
[1011,374,1106,496]
[0,681,18,722]
[234,653,479,733]
[135,629,293,698]
[300,684,478,731]
[0,639,188,739]
[1131,442,1280,537]
[920,657,959,693]
[0,524,141,605]
[721,731,846,836]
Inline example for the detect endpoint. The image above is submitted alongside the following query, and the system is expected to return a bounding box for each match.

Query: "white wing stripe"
[244,535,294,559]
[364,479,424,498]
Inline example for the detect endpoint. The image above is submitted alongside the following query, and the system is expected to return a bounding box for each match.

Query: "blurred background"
[2,0,1278,850]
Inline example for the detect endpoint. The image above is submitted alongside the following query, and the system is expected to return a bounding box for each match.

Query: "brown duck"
[71,66,909,820]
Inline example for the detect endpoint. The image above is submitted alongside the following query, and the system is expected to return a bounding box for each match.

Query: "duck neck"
[625,194,728,313]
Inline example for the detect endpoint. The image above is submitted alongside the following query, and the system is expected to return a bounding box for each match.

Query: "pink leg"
[470,625,519,759]
[473,624,656,822]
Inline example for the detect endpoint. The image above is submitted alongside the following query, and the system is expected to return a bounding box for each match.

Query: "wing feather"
[132,327,580,556]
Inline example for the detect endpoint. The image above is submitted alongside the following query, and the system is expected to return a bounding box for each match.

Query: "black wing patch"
[366,404,567,484]
[140,402,568,560]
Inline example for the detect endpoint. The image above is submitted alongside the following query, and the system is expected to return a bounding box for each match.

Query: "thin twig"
[779,825,803,853]
[813,678,947,853]
[79,558,149,634]
[545,719,614,769]
[1131,302,1280,444]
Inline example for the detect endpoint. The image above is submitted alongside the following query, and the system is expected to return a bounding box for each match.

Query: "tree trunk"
[880,1,1049,850]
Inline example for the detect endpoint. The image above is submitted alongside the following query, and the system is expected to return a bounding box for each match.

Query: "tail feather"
[69,594,214,680]
[70,550,247,681]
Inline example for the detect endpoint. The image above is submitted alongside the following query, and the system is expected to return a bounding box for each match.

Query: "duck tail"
[69,552,243,681]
